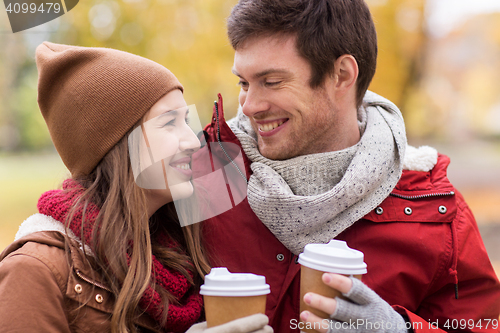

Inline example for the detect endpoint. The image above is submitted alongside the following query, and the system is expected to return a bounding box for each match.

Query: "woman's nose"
[179,126,201,152]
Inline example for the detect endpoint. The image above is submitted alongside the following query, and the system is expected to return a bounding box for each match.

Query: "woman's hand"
[186,313,273,333]
[299,273,407,333]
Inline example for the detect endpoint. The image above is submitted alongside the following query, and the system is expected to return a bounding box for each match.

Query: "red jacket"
[200,94,500,333]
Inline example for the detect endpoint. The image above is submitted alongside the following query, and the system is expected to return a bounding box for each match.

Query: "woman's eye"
[185,117,190,125]
[163,119,176,127]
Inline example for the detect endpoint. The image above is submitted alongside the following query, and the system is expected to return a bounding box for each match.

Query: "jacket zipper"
[75,268,113,293]
[214,100,248,183]
[390,191,455,200]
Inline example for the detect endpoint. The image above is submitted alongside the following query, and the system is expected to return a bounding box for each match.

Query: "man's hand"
[186,313,273,333]
[299,273,407,333]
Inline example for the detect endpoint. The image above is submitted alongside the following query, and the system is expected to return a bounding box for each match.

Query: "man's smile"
[254,118,289,136]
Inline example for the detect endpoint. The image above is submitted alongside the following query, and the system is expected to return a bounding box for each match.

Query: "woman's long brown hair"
[66,135,211,333]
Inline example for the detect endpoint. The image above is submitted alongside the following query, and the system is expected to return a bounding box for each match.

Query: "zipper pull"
[214,100,221,142]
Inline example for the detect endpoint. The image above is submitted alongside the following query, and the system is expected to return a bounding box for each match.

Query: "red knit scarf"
[37,179,202,332]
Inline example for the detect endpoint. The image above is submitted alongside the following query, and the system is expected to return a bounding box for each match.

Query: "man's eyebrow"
[232,68,241,77]
[254,69,290,78]
[232,68,291,79]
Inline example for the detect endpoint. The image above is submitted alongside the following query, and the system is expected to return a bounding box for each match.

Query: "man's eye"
[238,81,249,88]
[265,81,281,87]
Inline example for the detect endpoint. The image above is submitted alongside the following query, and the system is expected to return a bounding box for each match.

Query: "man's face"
[233,35,341,160]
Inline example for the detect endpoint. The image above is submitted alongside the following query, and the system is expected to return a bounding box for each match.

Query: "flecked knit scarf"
[37,179,202,333]
[228,91,407,255]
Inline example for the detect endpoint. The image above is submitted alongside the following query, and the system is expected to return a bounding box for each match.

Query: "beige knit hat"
[36,42,183,177]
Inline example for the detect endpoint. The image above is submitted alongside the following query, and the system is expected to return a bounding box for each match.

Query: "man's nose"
[240,87,270,118]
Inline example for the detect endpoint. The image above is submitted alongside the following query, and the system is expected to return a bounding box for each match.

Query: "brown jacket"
[0,215,162,333]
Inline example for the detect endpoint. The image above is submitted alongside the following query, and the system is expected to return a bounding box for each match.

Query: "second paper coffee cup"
[298,240,367,332]
[200,267,270,327]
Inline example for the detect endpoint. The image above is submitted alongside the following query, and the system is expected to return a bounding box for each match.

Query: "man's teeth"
[259,120,284,132]
[175,163,190,170]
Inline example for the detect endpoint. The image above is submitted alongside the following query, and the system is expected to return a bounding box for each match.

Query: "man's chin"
[258,143,293,161]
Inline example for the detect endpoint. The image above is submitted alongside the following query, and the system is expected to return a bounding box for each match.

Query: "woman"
[0,42,271,333]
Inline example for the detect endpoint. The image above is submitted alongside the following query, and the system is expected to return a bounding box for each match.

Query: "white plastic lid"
[200,267,271,297]
[298,240,367,275]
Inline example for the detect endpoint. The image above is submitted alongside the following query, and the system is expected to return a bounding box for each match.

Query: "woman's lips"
[169,157,192,178]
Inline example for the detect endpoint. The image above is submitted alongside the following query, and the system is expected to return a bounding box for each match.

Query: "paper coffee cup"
[298,240,367,332]
[200,267,270,327]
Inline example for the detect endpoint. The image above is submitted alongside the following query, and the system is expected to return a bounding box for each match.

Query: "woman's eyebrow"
[160,109,179,116]
[155,110,178,121]
[156,107,190,120]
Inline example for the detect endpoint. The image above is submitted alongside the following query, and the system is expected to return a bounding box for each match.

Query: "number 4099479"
[442,319,499,330]
[6,2,61,14]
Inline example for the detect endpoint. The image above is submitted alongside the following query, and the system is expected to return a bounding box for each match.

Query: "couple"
[1,1,499,332]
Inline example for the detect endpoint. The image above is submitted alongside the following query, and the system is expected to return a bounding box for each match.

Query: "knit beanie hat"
[36,42,183,177]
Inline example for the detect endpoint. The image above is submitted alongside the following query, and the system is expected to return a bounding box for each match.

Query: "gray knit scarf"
[228,91,407,255]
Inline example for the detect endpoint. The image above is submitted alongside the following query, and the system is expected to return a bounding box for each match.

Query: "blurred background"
[0,0,499,279]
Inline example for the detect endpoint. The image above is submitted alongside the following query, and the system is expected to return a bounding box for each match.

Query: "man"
[200,0,500,332]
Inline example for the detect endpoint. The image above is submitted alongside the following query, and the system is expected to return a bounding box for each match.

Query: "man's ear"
[332,54,359,92]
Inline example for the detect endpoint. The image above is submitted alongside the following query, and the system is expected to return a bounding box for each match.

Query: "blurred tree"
[61,0,240,125]
[11,65,53,150]
[367,0,428,118]
[0,13,58,151]
[1,0,435,150]
[413,12,500,140]
[0,15,25,150]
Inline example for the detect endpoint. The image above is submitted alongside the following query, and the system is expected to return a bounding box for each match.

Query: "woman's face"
[134,89,201,211]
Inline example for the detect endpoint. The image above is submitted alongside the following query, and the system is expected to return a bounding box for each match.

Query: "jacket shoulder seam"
[5,244,69,295]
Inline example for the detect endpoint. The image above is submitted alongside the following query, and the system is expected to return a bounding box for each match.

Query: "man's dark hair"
[227,0,377,108]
